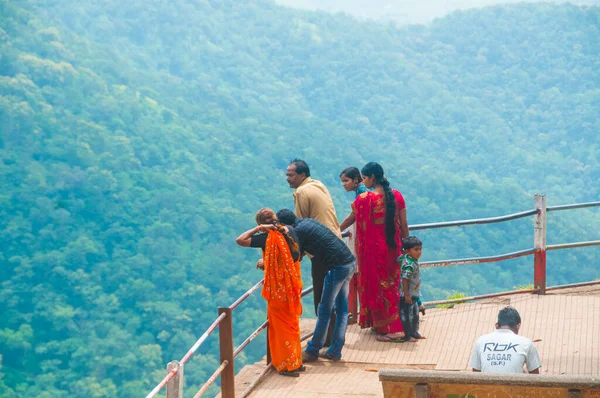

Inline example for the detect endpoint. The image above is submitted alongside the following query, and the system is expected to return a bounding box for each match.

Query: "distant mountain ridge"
[275,0,600,24]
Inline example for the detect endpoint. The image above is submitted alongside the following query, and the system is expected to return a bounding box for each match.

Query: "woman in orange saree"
[236,208,304,376]
[339,163,409,342]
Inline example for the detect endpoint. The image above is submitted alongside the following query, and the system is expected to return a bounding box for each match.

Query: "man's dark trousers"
[311,256,335,347]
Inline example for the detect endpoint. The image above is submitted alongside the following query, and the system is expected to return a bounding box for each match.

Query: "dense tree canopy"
[0,0,598,396]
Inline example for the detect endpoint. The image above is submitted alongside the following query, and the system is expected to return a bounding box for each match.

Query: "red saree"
[262,230,303,371]
[352,190,405,333]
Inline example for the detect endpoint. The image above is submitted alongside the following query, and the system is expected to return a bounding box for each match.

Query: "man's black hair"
[289,158,310,177]
[276,209,297,226]
[497,306,521,329]
[402,236,422,251]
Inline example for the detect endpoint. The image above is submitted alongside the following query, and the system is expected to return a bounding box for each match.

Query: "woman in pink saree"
[339,162,409,342]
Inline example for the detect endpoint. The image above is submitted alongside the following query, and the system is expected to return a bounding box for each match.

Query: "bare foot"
[406,337,418,342]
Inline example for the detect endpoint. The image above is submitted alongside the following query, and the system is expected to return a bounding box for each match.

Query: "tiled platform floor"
[233,285,600,397]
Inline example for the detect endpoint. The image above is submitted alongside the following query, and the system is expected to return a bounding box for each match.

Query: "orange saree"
[262,230,303,371]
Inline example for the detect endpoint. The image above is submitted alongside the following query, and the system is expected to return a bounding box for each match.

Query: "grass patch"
[437,291,468,308]
[513,284,534,290]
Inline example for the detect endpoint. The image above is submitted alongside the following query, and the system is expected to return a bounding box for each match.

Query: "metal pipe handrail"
[301,286,314,297]
[239,361,273,398]
[146,364,180,398]
[227,286,317,359]
[409,208,540,231]
[235,280,600,396]
[193,359,230,398]
[420,248,538,268]
[422,279,600,307]
[301,331,314,342]
[231,310,316,359]
[229,279,264,310]
[227,263,314,313]
[545,279,600,291]
[150,197,600,398]
[241,279,600,397]
[233,320,268,358]
[408,201,600,231]
[547,201,600,212]
[180,312,227,364]
[547,240,600,251]
[145,312,228,398]
[424,288,538,307]
[231,288,316,356]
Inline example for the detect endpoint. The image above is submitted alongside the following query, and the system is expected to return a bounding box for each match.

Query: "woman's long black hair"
[361,162,397,248]
[275,223,300,257]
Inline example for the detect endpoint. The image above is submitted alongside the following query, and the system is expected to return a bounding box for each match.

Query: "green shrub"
[437,291,468,308]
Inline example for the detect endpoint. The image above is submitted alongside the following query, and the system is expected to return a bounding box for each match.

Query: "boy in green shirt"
[398,236,424,342]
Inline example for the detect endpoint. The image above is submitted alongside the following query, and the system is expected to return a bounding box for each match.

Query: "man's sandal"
[278,370,300,377]
[319,352,341,361]
[302,351,318,362]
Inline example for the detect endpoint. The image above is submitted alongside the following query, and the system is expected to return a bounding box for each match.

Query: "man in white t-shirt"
[469,306,542,374]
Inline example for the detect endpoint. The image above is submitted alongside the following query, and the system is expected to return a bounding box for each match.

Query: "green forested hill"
[0,0,599,396]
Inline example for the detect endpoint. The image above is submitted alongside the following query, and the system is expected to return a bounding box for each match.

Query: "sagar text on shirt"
[469,329,542,373]
[484,342,519,366]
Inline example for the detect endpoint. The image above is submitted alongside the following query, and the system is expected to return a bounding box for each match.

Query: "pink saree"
[352,189,405,333]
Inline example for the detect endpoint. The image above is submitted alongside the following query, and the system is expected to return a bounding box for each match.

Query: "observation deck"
[234,282,600,397]
[146,195,600,398]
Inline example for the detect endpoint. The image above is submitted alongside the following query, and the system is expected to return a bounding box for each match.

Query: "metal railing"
[146,194,600,398]
[410,208,540,230]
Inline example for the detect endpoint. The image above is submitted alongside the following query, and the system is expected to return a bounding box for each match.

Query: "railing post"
[348,274,358,324]
[265,329,272,366]
[264,297,272,366]
[166,361,183,398]
[218,307,235,398]
[534,194,547,294]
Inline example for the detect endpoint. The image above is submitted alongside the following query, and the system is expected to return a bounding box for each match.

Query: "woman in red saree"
[339,163,409,342]
[236,208,304,376]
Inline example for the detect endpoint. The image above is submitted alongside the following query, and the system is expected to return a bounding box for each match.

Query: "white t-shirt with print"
[469,329,542,373]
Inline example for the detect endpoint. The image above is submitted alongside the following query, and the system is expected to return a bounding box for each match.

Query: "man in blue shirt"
[277,209,355,362]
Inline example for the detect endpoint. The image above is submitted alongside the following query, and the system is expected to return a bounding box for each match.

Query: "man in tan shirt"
[286,159,340,234]
[286,159,340,346]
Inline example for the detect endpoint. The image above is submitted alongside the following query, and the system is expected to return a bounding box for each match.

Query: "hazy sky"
[274,0,599,25]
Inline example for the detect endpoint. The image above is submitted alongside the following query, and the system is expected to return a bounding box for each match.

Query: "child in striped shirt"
[398,236,425,342]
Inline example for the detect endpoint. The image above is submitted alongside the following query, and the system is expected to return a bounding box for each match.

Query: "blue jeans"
[400,296,420,340]
[306,262,355,360]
